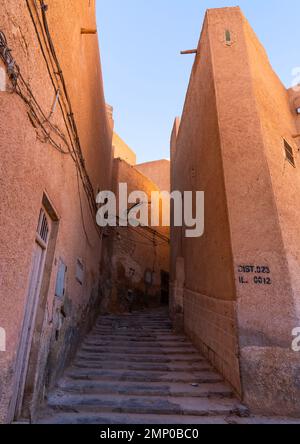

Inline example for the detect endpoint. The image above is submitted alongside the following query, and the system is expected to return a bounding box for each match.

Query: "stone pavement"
[37,309,299,424]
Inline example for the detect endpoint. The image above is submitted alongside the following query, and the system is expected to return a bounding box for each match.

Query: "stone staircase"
[37,308,248,424]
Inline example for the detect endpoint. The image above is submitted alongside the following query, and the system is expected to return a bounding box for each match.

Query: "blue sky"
[97,1,299,163]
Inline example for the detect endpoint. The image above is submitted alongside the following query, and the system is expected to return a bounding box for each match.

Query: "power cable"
[1,0,104,241]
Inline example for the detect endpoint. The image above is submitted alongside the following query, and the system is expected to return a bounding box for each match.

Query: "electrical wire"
[115,215,170,245]
[1,7,170,247]
[26,0,100,225]
[36,0,101,228]
[33,1,168,245]
[0,31,71,155]
[115,231,167,247]
[1,0,104,242]
[76,168,93,248]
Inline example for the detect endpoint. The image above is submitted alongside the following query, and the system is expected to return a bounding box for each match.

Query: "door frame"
[8,193,59,423]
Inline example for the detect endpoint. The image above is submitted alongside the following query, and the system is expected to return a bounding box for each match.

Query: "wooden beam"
[81,28,97,35]
[180,49,198,55]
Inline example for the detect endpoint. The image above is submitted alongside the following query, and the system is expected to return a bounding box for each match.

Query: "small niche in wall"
[222,29,236,47]
[225,30,232,45]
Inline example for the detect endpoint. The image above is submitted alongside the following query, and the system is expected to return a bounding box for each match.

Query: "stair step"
[47,393,246,417]
[91,332,181,339]
[97,315,169,320]
[76,352,205,363]
[83,340,189,348]
[94,329,174,334]
[73,360,212,372]
[66,368,223,384]
[95,322,172,326]
[87,335,186,343]
[37,309,247,425]
[80,346,197,355]
[96,319,171,324]
[96,324,173,327]
[57,379,233,398]
[96,321,172,324]
[97,320,171,322]
[38,412,230,424]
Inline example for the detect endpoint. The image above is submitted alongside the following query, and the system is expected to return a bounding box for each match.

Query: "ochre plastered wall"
[171,6,300,415]
[236,12,300,414]
[0,0,113,422]
[113,132,137,166]
[171,10,241,395]
[136,159,171,193]
[100,158,170,313]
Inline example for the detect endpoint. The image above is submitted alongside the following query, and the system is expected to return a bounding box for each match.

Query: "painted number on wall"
[237,265,272,286]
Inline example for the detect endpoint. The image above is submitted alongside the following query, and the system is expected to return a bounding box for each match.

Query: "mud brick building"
[0,0,113,422]
[100,134,170,313]
[1,1,300,424]
[170,7,300,415]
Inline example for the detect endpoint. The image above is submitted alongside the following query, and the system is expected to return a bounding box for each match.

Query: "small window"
[225,30,232,45]
[76,258,84,285]
[37,209,49,243]
[296,107,300,115]
[284,140,296,168]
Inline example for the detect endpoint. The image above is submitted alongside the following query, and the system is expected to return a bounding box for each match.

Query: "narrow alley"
[38,309,247,424]
[1,1,300,426]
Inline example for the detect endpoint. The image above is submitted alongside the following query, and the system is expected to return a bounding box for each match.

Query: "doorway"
[10,196,59,422]
[160,270,170,305]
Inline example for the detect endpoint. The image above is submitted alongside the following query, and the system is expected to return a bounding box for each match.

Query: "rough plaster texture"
[100,159,170,314]
[171,9,241,396]
[113,132,137,166]
[171,7,300,415]
[0,0,113,423]
[136,159,171,193]
[36,309,251,425]
[235,11,300,415]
